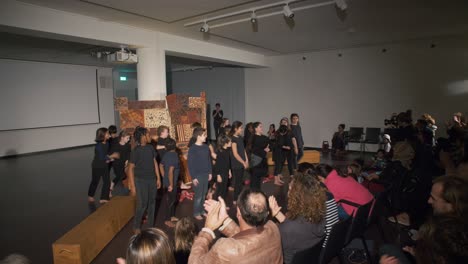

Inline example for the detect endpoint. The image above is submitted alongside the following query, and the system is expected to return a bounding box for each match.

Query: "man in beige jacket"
[188,189,283,264]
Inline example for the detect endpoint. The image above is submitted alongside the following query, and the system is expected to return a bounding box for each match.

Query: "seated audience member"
[388,175,468,227]
[421,113,437,146]
[331,124,346,153]
[188,190,283,264]
[428,176,468,217]
[455,159,468,181]
[268,172,326,264]
[372,149,387,171]
[1,254,30,264]
[174,217,198,264]
[297,163,341,243]
[117,228,175,264]
[347,163,362,181]
[316,164,374,218]
[380,215,468,264]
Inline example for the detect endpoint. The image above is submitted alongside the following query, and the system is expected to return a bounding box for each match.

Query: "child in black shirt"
[109,130,131,194]
[187,127,212,220]
[213,134,232,201]
[160,138,180,228]
[128,126,161,233]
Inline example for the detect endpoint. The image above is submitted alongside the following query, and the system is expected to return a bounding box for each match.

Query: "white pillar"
[136,47,166,100]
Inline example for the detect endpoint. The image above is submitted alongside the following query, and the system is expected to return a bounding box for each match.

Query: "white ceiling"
[0,31,239,70]
[14,0,468,55]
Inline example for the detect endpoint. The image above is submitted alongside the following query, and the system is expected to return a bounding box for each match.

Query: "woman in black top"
[229,121,248,202]
[248,122,270,190]
[274,125,297,185]
[332,124,346,153]
[88,127,116,203]
[213,134,232,201]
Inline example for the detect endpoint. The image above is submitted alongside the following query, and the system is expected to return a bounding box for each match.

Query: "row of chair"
[291,198,379,264]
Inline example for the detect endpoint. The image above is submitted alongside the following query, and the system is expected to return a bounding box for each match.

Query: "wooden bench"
[267,150,321,166]
[52,196,135,264]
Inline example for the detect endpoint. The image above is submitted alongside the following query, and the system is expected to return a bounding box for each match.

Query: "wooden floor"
[0,146,392,263]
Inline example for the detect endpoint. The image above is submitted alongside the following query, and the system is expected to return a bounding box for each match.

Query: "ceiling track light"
[200,21,209,33]
[250,11,257,23]
[335,0,347,11]
[283,4,294,19]
[185,0,348,31]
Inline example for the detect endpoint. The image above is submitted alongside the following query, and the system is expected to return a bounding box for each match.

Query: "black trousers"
[134,178,157,229]
[112,163,126,184]
[166,187,178,220]
[214,121,222,138]
[88,167,110,200]
[250,161,267,191]
[274,150,294,176]
[232,168,244,201]
[213,172,229,201]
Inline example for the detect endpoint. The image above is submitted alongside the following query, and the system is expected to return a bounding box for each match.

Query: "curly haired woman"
[269,172,326,264]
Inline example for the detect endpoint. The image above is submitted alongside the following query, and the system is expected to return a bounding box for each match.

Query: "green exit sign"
[120,76,127,81]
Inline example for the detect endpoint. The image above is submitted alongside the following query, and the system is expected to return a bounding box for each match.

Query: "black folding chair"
[340,199,375,264]
[362,127,381,152]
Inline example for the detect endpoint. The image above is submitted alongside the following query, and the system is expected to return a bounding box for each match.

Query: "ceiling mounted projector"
[107,48,138,64]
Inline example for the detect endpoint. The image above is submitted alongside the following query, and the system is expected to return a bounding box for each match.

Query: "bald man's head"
[238,189,269,227]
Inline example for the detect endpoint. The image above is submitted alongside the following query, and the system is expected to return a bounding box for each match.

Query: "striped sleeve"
[323,193,340,247]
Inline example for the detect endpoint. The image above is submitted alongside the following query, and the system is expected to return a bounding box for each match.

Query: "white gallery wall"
[169,67,245,139]
[245,36,468,149]
[0,66,114,157]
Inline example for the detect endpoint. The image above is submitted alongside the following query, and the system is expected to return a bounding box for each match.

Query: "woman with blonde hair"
[117,228,175,264]
[269,172,326,264]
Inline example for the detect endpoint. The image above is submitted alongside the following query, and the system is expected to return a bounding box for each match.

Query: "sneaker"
[99,199,109,204]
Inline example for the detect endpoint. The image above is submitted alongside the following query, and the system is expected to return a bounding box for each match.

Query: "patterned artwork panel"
[114,97,128,111]
[188,97,204,108]
[176,124,192,142]
[128,100,166,110]
[119,109,144,129]
[166,94,179,111]
[180,116,189,124]
[117,94,206,143]
[187,109,201,124]
[144,108,172,129]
